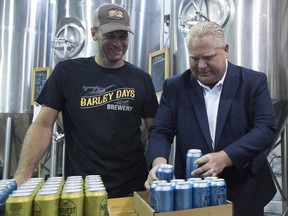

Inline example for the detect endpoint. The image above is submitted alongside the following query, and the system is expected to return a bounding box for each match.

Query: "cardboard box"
[108,191,233,216]
[108,197,137,216]
[133,191,233,216]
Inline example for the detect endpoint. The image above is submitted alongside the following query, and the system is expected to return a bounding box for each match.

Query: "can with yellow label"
[85,186,108,216]
[5,192,33,216]
[33,190,59,216]
[60,188,84,216]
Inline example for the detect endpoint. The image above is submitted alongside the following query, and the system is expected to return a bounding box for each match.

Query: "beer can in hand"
[186,149,202,179]
[156,164,174,182]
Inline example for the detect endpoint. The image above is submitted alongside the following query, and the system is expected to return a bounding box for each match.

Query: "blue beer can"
[174,181,193,210]
[0,189,6,216]
[186,149,202,179]
[193,180,210,208]
[187,177,202,184]
[170,179,185,188]
[204,176,218,187]
[150,180,167,209]
[210,178,227,206]
[204,176,218,182]
[154,183,174,212]
[0,180,17,216]
[156,164,174,182]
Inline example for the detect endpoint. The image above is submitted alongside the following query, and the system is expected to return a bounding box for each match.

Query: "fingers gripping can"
[186,149,202,179]
[156,164,174,182]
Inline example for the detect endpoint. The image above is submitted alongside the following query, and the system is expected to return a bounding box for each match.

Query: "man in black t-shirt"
[14,3,158,198]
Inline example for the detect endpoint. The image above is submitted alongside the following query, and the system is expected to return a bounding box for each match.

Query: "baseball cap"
[93,3,134,34]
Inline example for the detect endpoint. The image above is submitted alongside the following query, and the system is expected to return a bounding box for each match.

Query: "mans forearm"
[14,122,53,185]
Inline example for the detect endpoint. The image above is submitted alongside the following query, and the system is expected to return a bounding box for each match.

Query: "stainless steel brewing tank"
[171,0,288,100]
[53,0,162,72]
[0,0,55,113]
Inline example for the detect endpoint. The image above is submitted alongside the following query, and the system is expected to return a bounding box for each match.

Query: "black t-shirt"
[37,57,158,197]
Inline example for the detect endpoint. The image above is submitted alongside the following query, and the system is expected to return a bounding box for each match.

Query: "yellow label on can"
[5,194,33,216]
[60,191,84,216]
[33,193,59,216]
[85,189,108,216]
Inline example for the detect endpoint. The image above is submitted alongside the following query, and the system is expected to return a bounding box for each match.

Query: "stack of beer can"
[5,177,44,215]
[60,175,84,215]
[34,176,64,215]
[151,149,227,213]
[3,175,108,216]
[84,175,108,216]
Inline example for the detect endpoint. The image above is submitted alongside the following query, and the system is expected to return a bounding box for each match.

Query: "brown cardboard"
[108,197,137,216]
[133,191,233,216]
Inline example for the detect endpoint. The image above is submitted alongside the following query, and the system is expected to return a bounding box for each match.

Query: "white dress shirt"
[198,61,228,149]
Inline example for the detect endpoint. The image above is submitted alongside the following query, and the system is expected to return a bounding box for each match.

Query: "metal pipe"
[3,116,13,179]
[160,0,165,49]
[42,0,50,66]
[50,123,58,177]
[62,140,66,177]
[282,126,288,213]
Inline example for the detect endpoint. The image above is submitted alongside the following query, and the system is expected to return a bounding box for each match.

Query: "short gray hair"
[186,21,226,48]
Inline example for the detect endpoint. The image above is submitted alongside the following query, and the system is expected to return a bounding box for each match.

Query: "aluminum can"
[0,188,6,216]
[210,178,227,206]
[17,185,40,196]
[204,176,218,183]
[5,192,33,216]
[149,180,166,209]
[192,180,210,208]
[25,177,45,186]
[85,175,102,181]
[187,177,202,185]
[33,190,59,216]
[170,179,185,188]
[5,181,17,192]
[186,149,202,179]
[174,181,193,210]
[60,188,84,216]
[85,186,108,216]
[154,182,174,212]
[156,164,174,182]
[0,180,18,216]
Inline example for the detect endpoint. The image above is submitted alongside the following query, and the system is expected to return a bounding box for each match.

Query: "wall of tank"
[0,0,287,213]
[0,0,57,177]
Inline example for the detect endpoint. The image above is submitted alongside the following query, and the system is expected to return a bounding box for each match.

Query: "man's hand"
[144,157,167,190]
[191,151,232,177]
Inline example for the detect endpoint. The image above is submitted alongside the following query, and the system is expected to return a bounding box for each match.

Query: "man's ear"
[91,27,98,41]
[224,44,229,58]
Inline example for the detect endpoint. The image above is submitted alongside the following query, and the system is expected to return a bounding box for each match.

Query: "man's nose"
[197,58,207,68]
